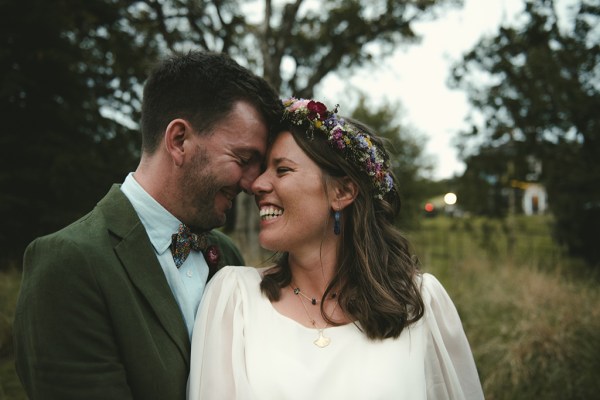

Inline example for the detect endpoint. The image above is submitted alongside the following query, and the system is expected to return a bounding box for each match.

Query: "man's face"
[182,101,268,231]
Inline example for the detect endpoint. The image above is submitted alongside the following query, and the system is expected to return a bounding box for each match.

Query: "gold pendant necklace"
[292,283,339,348]
[314,328,331,348]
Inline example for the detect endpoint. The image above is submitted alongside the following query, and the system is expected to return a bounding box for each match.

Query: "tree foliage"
[0,0,157,262]
[450,0,600,266]
[129,0,460,93]
[1,0,460,265]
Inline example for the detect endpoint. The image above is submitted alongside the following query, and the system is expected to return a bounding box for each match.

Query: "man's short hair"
[141,51,282,153]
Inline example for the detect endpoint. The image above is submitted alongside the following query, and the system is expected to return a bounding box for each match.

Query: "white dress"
[188,266,484,400]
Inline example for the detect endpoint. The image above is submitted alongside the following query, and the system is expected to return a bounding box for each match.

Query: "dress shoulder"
[420,272,469,344]
[208,265,261,286]
[203,266,262,303]
[420,273,455,307]
[189,266,260,400]
[419,272,485,400]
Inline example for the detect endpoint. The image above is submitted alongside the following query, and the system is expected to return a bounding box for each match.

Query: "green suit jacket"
[14,184,245,400]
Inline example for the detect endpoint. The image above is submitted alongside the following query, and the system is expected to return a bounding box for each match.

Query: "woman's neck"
[287,249,338,297]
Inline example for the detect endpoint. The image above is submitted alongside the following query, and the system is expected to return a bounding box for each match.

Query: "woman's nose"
[251,170,271,195]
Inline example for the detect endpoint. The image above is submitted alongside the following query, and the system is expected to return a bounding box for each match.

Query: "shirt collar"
[120,173,181,255]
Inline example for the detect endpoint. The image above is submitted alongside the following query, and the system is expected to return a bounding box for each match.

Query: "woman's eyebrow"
[272,157,298,166]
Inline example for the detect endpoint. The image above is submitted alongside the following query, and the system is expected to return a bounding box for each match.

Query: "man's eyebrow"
[236,147,263,158]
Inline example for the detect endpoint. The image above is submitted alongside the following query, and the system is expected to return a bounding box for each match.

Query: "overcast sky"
[315,0,529,180]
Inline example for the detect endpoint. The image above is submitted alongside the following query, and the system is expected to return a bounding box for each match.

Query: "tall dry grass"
[409,215,600,400]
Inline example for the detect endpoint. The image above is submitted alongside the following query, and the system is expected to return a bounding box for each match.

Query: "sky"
[315,0,528,180]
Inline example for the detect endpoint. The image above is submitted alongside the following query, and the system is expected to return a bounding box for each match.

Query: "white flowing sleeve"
[187,266,253,400]
[422,273,485,400]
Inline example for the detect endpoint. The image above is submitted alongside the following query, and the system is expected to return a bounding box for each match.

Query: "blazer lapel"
[99,185,190,364]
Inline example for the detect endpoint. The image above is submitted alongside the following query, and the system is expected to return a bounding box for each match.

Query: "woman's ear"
[331,177,358,210]
[164,119,192,167]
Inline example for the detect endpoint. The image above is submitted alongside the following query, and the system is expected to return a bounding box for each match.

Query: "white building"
[522,183,548,215]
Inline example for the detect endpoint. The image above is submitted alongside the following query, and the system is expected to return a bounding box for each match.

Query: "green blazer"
[14,184,245,400]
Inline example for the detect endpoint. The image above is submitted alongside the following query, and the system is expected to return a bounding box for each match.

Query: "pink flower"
[287,99,310,112]
[204,245,220,269]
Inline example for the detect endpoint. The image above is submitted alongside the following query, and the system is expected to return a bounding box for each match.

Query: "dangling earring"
[333,209,341,235]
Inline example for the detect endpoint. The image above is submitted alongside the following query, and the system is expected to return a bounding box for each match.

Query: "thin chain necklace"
[292,283,339,348]
[292,286,337,306]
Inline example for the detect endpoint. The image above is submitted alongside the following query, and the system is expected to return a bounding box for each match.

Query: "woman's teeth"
[259,206,283,220]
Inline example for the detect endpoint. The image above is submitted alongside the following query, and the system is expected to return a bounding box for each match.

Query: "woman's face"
[251,131,334,253]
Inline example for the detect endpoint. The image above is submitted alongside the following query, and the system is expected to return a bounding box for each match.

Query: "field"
[1,215,599,399]
[0,265,22,400]
[409,215,600,399]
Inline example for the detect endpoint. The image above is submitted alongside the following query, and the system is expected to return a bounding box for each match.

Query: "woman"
[188,98,484,399]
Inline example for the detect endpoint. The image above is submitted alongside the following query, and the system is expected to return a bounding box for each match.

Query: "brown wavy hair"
[260,117,424,340]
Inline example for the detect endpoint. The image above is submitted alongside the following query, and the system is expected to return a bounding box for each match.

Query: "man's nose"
[240,163,262,194]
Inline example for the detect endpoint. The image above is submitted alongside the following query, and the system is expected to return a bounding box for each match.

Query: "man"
[13,51,282,399]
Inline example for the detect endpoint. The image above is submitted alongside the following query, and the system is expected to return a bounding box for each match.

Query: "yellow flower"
[314,120,322,128]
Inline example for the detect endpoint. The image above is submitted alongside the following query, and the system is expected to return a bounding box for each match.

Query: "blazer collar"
[98,185,190,363]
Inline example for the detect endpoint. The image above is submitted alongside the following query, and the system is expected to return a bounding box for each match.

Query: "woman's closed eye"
[276,166,293,175]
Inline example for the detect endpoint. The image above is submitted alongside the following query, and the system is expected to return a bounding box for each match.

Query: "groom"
[13,51,282,399]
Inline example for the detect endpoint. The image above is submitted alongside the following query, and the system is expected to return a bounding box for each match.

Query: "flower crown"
[282,97,394,199]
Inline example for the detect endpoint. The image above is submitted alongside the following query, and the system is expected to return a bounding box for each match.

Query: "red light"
[425,203,434,212]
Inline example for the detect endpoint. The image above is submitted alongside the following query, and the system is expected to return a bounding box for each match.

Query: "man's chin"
[207,209,227,230]
[213,214,227,229]
[190,209,226,232]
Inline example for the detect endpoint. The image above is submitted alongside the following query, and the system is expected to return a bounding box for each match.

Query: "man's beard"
[181,149,228,231]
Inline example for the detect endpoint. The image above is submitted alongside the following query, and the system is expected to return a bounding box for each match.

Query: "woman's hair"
[260,117,425,340]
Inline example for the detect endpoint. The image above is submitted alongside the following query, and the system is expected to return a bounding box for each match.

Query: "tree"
[130,0,460,91]
[0,0,159,264]
[1,0,461,265]
[450,0,600,266]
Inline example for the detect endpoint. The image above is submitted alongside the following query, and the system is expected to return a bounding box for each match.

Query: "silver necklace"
[292,284,339,348]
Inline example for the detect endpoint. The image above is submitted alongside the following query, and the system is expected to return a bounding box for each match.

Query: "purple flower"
[282,97,395,198]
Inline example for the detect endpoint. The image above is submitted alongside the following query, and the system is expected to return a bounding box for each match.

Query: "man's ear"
[164,119,192,167]
[331,177,358,210]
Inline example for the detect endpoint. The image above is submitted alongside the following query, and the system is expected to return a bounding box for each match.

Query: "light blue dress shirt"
[120,173,208,337]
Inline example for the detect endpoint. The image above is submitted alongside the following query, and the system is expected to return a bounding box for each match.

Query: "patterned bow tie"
[170,224,208,268]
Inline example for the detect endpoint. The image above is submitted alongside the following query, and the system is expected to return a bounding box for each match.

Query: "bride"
[187,98,484,400]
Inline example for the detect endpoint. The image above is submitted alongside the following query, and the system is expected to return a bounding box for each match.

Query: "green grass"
[0,267,25,400]
[408,215,600,400]
[2,215,599,399]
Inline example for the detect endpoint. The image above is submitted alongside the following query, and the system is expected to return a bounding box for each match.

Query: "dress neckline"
[251,266,356,332]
